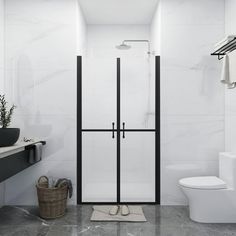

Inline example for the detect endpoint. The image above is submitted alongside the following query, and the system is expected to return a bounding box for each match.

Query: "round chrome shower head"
[115,43,131,50]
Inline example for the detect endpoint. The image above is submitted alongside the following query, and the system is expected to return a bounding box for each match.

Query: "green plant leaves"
[0,95,16,128]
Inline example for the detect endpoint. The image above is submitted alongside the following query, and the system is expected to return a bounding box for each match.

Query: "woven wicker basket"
[36,176,68,219]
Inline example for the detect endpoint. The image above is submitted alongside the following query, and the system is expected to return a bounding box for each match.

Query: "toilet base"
[182,186,236,223]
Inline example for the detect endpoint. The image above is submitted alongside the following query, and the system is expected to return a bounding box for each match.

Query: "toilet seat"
[179,176,227,190]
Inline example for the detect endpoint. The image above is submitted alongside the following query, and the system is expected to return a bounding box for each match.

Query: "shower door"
[78,55,160,203]
[120,56,156,202]
[80,56,117,202]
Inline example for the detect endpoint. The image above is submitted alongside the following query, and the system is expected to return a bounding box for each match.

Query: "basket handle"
[38,176,49,185]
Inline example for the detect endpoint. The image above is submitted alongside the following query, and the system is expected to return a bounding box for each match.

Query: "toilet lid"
[179,176,227,189]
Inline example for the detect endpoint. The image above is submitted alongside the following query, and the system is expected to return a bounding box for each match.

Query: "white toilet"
[179,152,236,223]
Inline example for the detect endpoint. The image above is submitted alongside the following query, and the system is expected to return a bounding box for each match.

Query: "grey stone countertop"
[0,139,46,159]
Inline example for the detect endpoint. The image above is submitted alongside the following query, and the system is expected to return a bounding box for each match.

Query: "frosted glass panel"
[82,132,117,202]
[121,56,155,129]
[82,57,116,129]
[121,132,155,202]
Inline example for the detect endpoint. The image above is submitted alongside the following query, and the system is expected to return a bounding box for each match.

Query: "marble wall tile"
[161,115,224,162]
[224,53,236,152]
[5,0,78,25]
[161,68,224,116]
[161,0,224,26]
[0,0,4,94]
[161,26,224,69]
[77,1,87,56]
[158,0,225,204]
[11,115,76,161]
[3,0,80,205]
[224,51,236,118]
[4,0,77,116]
[225,1,236,159]
[225,115,236,153]
[86,25,150,59]
[5,26,76,71]
[5,69,76,116]
[0,0,5,207]
[225,0,236,34]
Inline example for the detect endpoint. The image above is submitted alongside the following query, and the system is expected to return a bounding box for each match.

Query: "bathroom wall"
[0,0,227,206]
[0,0,5,207]
[77,1,87,56]
[225,1,236,153]
[225,0,236,35]
[1,0,86,205]
[0,0,4,93]
[86,25,150,57]
[151,0,225,205]
[150,1,161,55]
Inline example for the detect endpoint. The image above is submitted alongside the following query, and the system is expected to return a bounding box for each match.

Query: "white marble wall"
[86,25,150,57]
[0,0,4,93]
[77,1,87,56]
[225,0,236,153]
[0,0,5,207]
[153,0,225,205]
[150,1,161,55]
[2,0,83,205]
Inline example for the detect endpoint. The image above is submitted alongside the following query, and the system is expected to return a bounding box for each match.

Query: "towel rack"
[211,37,236,60]
[25,141,46,150]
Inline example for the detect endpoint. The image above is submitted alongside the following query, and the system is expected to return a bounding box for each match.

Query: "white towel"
[214,35,236,51]
[221,54,236,89]
[28,142,43,164]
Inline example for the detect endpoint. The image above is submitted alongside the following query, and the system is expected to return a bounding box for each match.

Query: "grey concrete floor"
[0,205,236,236]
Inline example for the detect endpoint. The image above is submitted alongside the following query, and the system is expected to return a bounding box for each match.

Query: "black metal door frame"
[77,56,160,204]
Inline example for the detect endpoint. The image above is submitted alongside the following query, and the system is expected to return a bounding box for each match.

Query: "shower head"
[115,43,131,50]
[115,40,152,55]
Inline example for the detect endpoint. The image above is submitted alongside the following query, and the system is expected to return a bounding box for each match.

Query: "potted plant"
[0,95,19,147]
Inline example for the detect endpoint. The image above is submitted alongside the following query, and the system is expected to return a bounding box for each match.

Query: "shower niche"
[77,54,160,204]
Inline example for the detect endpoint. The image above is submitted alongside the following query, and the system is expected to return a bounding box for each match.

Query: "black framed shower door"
[77,56,160,204]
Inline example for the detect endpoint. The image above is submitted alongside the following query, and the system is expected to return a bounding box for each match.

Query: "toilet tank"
[219,152,236,189]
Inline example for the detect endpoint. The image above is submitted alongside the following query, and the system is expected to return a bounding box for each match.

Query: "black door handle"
[112,122,115,139]
[122,122,125,139]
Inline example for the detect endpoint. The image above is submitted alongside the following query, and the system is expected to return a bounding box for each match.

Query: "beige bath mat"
[91,205,147,222]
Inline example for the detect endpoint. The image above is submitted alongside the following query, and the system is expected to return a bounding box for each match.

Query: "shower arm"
[122,40,150,53]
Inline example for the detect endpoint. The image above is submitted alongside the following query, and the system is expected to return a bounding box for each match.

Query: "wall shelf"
[211,37,236,60]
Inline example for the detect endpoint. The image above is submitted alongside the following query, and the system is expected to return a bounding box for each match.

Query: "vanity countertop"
[0,139,46,159]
